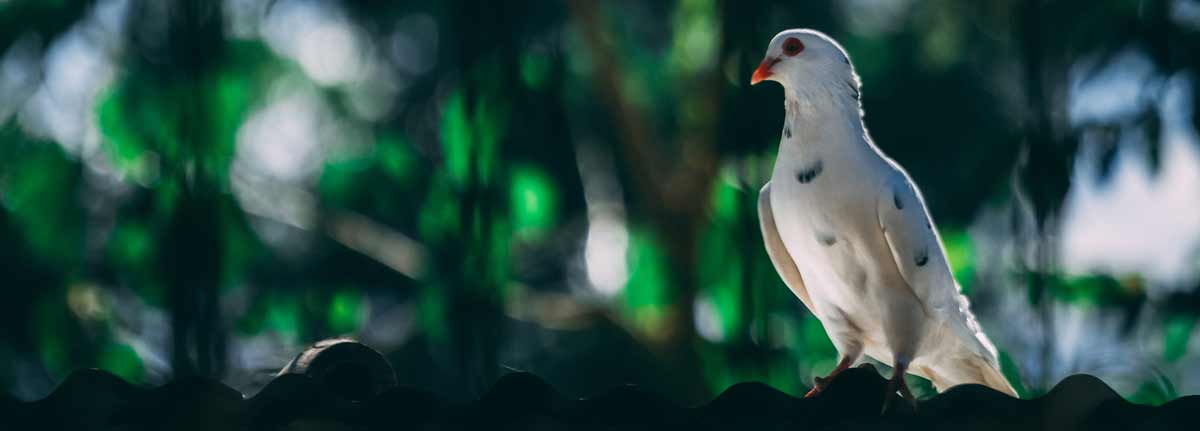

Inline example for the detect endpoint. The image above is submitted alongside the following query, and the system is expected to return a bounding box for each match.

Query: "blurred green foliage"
[509,165,557,239]
[0,0,1198,405]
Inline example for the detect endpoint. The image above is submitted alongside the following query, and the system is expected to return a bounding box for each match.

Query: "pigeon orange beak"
[751,57,780,85]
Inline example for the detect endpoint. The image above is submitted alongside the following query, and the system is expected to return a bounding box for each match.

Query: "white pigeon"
[751,29,1018,405]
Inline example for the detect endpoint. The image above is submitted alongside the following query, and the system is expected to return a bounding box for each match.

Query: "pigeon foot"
[880,362,918,414]
[803,355,855,398]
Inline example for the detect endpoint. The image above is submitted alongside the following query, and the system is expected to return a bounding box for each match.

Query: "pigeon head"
[751,29,859,99]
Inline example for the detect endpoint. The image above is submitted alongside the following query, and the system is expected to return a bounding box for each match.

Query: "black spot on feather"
[817,233,837,246]
[795,160,823,184]
[915,248,929,267]
[783,125,791,139]
[893,189,904,210]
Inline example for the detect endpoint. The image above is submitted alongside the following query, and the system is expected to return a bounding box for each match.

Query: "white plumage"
[751,29,1017,403]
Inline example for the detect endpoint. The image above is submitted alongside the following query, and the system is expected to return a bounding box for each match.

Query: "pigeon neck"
[782,87,867,150]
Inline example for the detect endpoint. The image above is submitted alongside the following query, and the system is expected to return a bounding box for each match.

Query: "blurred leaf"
[319,156,374,207]
[906,374,936,400]
[377,133,417,181]
[708,179,739,223]
[419,286,448,343]
[110,222,153,267]
[106,220,167,307]
[509,164,558,240]
[96,79,184,175]
[266,296,301,340]
[668,0,718,75]
[441,90,471,186]
[205,60,256,181]
[441,78,509,188]
[458,203,511,297]
[699,180,757,340]
[218,198,262,289]
[940,228,975,294]
[1163,313,1196,362]
[418,177,462,242]
[1026,271,1143,307]
[154,178,182,218]
[1046,274,1143,306]
[96,88,150,177]
[33,290,72,380]
[796,315,837,374]
[328,289,366,335]
[998,350,1030,399]
[472,84,508,185]
[624,229,673,334]
[0,132,83,268]
[239,293,301,341]
[520,49,552,91]
[698,218,743,340]
[696,342,736,392]
[917,2,966,70]
[1128,373,1178,406]
[97,342,144,383]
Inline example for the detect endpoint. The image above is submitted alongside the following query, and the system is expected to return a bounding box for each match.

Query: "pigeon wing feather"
[759,182,817,314]
[875,172,955,315]
[876,168,1015,394]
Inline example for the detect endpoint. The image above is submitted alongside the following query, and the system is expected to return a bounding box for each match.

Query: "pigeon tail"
[927,355,1018,398]
[976,360,1019,397]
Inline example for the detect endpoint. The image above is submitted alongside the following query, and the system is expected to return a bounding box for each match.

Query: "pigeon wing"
[758,182,817,314]
[876,173,956,313]
[877,171,1005,368]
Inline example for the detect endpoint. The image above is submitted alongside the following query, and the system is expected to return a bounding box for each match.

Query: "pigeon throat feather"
[780,63,862,108]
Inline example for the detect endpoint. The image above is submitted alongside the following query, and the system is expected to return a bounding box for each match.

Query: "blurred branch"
[567,0,655,196]
[233,172,428,279]
[325,211,428,279]
[567,0,718,226]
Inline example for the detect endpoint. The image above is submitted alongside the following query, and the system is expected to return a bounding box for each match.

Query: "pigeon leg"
[803,355,855,398]
[881,361,917,414]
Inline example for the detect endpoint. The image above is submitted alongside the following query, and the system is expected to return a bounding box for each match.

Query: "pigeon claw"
[803,377,829,398]
[803,385,821,399]
[803,356,855,399]
[880,363,918,415]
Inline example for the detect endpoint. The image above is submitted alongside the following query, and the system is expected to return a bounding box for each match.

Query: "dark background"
[1,0,1198,406]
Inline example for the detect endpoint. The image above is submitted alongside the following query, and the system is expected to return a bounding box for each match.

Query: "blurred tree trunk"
[569,0,720,402]
[1018,0,1071,391]
[146,0,228,379]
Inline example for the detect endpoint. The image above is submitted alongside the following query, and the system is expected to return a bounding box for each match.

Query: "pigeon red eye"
[783,37,804,56]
